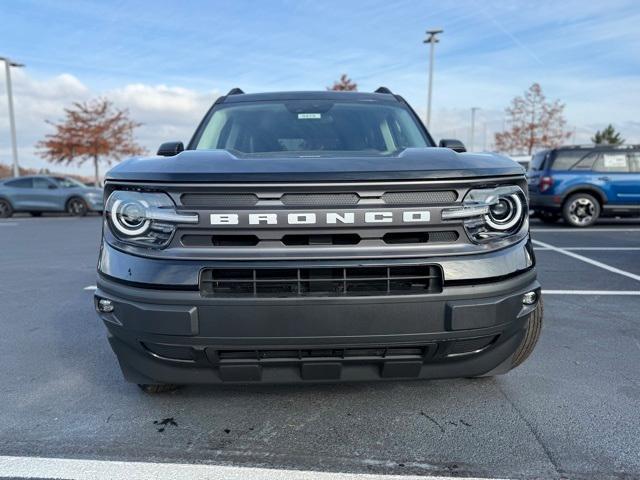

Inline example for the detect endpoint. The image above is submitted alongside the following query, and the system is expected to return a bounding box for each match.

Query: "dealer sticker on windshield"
[298,113,322,119]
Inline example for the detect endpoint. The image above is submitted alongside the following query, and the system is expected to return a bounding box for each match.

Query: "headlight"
[442,185,527,242]
[105,191,198,248]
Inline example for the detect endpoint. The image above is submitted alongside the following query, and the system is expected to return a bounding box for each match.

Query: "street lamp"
[470,107,480,151]
[0,56,24,177]
[423,28,443,129]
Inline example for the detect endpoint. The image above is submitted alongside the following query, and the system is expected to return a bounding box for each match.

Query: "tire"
[137,383,181,394]
[30,211,43,217]
[511,298,544,369]
[66,197,88,217]
[562,193,600,227]
[537,211,560,224]
[0,199,13,218]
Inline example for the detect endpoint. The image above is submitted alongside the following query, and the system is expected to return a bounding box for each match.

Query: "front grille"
[281,193,360,206]
[200,265,443,297]
[215,345,431,363]
[382,191,457,204]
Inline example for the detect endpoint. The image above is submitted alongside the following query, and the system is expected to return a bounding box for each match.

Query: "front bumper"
[95,241,540,384]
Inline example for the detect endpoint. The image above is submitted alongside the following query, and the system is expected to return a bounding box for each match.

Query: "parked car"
[0,175,103,218]
[528,145,640,227]
[94,88,542,392]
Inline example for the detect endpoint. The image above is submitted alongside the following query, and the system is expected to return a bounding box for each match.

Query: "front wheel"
[562,193,600,227]
[0,199,13,218]
[66,197,88,217]
[511,299,544,369]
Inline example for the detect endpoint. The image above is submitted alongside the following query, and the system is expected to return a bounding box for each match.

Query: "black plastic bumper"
[95,266,540,384]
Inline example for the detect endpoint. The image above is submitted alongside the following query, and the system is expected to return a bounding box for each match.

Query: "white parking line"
[0,455,501,480]
[532,228,640,233]
[543,290,640,296]
[535,247,640,251]
[532,239,640,282]
[0,222,17,226]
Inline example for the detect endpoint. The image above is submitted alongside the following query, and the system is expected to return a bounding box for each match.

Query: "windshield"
[53,177,86,188]
[193,100,430,156]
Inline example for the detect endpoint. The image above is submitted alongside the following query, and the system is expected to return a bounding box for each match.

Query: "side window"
[628,152,640,173]
[4,178,33,189]
[33,177,54,189]
[551,150,588,170]
[570,152,598,171]
[593,152,630,173]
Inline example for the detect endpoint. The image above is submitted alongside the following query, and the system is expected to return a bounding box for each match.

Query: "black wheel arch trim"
[561,185,608,205]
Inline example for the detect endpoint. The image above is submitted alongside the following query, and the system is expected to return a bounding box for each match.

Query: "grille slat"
[200,265,442,298]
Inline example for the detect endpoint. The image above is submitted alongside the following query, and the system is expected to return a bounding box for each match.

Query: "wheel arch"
[561,185,607,206]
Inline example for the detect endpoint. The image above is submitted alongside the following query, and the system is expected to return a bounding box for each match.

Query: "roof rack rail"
[227,88,245,95]
[374,86,393,94]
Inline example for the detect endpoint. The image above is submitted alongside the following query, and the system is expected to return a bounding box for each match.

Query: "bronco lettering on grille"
[210,211,431,226]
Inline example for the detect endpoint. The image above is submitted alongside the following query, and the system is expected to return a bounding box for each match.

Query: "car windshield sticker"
[297,113,322,119]
[603,153,627,168]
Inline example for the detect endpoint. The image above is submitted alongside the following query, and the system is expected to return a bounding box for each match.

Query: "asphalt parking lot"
[0,216,639,479]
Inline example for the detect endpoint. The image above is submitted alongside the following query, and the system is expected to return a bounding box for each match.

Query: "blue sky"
[1,0,639,175]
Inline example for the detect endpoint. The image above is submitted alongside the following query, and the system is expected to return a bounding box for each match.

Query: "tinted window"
[571,152,598,171]
[629,152,640,173]
[551,150,591,170]
[4,178,33,188]
[194,100,429,156]
[593,152,630,173]
[530,151,548,171]
[33,177,54,189]
[53,177,85,188]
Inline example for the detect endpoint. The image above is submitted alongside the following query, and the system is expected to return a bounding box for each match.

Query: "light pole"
[423,29,443,129]
[1,56,24,177]
[470,107,480,151]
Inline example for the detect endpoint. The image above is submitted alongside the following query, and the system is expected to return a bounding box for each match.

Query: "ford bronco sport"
[95,88,542,392]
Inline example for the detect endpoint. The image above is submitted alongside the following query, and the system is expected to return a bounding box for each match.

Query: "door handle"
[598,176,610,181]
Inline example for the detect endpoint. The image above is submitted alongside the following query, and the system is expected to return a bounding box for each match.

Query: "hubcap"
[569,198,595,225]
[69,200,85,215]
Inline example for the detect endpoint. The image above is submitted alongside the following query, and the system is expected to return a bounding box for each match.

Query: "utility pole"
[1,56,24,177]
[423,29,443,129]
[470,107,480,151]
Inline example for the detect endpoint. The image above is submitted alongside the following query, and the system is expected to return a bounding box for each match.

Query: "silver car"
[0,175,103,218]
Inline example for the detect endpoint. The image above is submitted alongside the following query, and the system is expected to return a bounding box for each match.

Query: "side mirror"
[439,139,467,153]
[157,141,184,157]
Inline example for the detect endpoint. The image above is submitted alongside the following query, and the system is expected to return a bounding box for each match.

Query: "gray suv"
[0,175,103,217]
[94,88,542,392]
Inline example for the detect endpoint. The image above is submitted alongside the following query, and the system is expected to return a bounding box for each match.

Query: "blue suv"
[528,145,640,227]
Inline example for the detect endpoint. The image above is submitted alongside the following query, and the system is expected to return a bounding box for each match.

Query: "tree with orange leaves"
[494,83,570,155]
[37,99,145,185]
[328,74,358,91]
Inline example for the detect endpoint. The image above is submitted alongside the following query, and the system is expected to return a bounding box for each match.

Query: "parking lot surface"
[0,217,639,479]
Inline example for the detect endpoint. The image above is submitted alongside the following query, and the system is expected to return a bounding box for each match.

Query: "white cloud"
[0,70,217,176]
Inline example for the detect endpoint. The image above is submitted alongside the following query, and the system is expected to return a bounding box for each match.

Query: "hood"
[105,148,525,183]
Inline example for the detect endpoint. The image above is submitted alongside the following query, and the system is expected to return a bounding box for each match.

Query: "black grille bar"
[200,265,442,297]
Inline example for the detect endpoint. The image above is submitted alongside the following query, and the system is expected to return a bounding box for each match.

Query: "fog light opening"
[97,298,115,313]
[522,291,538,305]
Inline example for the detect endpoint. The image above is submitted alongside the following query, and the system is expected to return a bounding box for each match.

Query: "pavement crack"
[497,383,562,478]
[420,411,445,433]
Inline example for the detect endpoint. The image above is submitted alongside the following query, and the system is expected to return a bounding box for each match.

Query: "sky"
[1,0,639,176]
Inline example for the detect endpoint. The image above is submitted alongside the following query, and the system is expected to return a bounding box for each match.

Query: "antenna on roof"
[227,88,245,95]
[374,87,393,94]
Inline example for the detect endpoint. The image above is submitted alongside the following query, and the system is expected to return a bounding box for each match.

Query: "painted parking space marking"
[543,290,640,296]
[0,455,502,480]
[532,227,640,233]
[532,239,640,282]
[534,247,640,251]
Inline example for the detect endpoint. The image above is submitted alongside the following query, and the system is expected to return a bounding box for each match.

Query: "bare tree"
[494,83,570,155]
[328,74,358,91]
[37,99,145,185]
